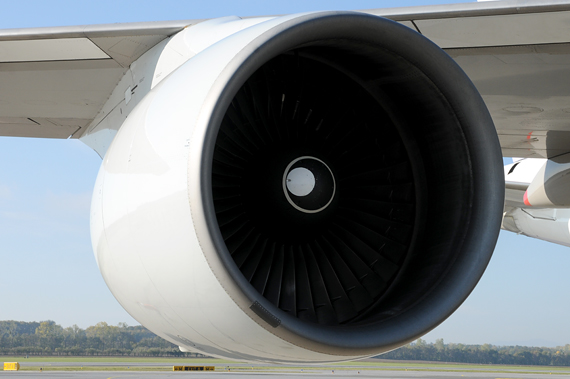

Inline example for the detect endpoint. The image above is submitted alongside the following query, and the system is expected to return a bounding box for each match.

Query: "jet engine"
[90,12,504,363]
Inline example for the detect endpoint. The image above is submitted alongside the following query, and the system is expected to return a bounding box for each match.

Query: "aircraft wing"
[372,0,570,159]
[1,0,570,159]
[0,20,202,139]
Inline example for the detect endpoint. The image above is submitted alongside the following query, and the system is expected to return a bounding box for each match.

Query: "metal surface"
[90,10,503,363]
[0,38,109,63]
[0,20,202,40]
[449,43,570,158]
[418,11,570,47]
[504,159,543,207]
[3,1,570,154]
[0,20,202,139]
[524,154,570,206]
[91,13,368,364]
[80,16,274,157]
[505,181,529,191]
[367,0,570,21]
[0,59,123,139]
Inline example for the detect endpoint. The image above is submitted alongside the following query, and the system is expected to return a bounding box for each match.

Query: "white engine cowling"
[91,12,504,363]
[523,154,570,207]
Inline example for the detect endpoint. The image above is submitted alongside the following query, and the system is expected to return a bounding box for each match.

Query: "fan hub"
[283,156,336,214]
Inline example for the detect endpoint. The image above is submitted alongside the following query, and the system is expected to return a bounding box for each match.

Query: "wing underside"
[1,1,570,159]
[0,21,200,139]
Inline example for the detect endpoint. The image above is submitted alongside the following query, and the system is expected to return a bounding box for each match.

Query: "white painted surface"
[286,167,316,197]
[81,16,273,157]
[503,207,570,247]
[91,13,363,363]
[504,158,545,185]
[524,154,570,207]
[503,158,570,245]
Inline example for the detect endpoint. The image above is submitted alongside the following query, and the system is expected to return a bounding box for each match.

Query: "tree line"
[0,320,206,357]
[381,338,570,366]
[2,320,570,366]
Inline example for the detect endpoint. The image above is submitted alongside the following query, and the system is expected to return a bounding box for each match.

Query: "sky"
[2,0,570,349]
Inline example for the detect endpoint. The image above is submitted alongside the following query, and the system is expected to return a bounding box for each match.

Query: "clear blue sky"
[2,0,570,348]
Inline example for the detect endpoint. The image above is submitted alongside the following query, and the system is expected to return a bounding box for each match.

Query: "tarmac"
[2,360,569,378]
[1,367,568,379]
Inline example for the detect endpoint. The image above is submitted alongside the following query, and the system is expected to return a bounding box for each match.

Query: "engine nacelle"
[524,154,570,207]
[91,12,503,363]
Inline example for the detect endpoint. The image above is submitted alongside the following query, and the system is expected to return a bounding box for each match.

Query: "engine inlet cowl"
[199,12,504,355]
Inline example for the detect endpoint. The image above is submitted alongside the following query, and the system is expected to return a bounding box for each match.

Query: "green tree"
[35,321,63,351]
[435,338,445,351]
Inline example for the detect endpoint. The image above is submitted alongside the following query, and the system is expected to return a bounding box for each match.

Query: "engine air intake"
[198,12,503,356]
[212,54,415,325]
